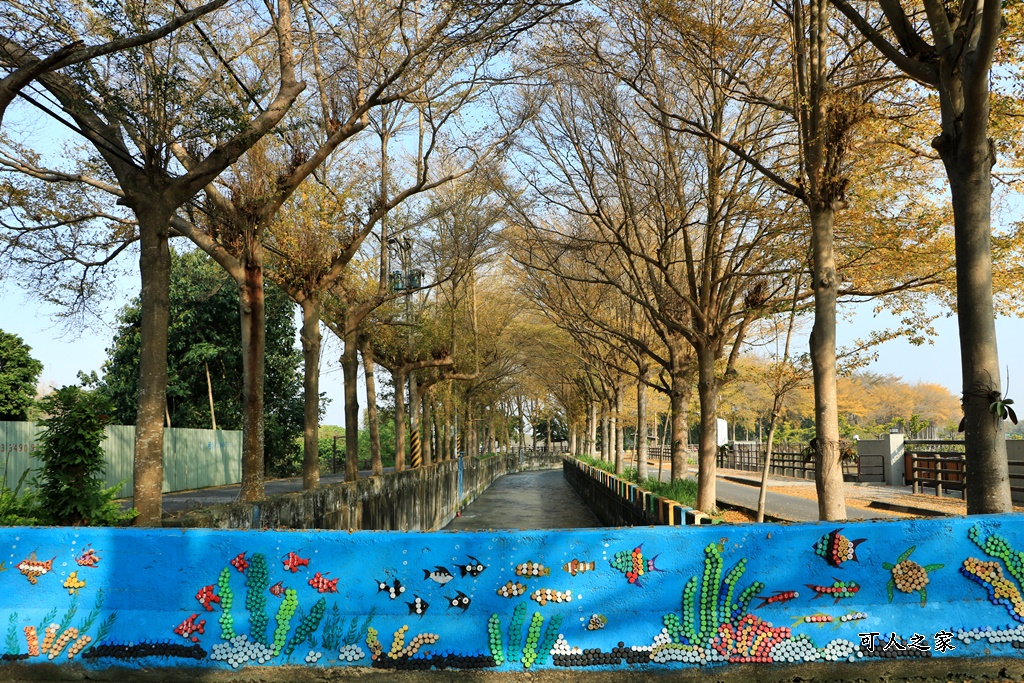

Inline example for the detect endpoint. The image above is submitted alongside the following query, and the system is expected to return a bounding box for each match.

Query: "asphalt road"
[713,476,895,521]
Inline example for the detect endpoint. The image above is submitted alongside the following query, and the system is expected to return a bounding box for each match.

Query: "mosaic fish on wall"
[530,588,572,606]
[610,545,661,587]
[562,559,596,576]
[17,553,54,585]
[174,614,206,642]
[516,561,550,577]
[63,571,86,595]
[805,578,860,604]
[269,581,285,597]
[308,571,339,593]
[283,551,310,573]
[407,595,429,615]
[75,547,100,567]
[460,556,486,577]
[755,590,799,608]
[497,580,527,598]
[424,566,455,584]
[195,584,220,611]
[446,590,471,611]
[229,552,248,572]
[377,578,406,599]
[812,529,866,568]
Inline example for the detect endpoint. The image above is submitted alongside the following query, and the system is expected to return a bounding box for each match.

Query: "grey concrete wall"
[855,439,886,483]
[165,452,564,531]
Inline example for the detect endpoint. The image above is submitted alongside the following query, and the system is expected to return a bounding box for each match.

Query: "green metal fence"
[0,421,241,497]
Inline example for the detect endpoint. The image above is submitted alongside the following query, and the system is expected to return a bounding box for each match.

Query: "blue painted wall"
[1,516,1023,671]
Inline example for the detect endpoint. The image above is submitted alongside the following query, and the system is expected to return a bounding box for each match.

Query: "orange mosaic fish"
[17,553,54,585]
[75,547,100,568]
[497,580,527,598]
[515,561,550,577]
[562,559,596,576]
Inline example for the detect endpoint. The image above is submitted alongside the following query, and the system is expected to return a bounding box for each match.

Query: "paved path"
[157,461,905,525]
[442,469,601,530]
[646,464,896,522]
[714,476,894,521]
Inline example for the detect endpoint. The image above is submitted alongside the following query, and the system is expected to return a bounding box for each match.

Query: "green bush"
[0,470,40,526]
[642,477,699,508]
[573,454,699,508]
[34,386,136,526]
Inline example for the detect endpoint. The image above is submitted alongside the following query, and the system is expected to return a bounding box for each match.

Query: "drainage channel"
[443,469,602,530]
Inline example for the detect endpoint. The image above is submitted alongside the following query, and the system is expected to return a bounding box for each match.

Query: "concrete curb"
[2,655,1021,682]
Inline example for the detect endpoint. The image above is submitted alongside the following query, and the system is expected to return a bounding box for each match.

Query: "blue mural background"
[1,515,1022,670]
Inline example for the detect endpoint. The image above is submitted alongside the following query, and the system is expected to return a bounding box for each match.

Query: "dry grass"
[719,508,758,523]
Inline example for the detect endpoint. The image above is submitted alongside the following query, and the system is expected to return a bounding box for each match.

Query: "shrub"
[573,454,699,508]
[34,385,136,526]
[0,470,40,526]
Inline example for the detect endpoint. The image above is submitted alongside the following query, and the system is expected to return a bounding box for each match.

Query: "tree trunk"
[422,392,433,466]
[546,415,551,453]
[695,344,720,513]
[205,362,217,430]
[394,367,407,471]
[237,252,265,503]
[808,205,845,520]
[669,376,690,482]
[299,297,322,490]
[518,395,525,453]
[342,328,360,482]
[614,387,624,475]
[491,411,499,454]
[461,400,471,458]
[438,403,445,455]
[637,365,649,482]
[441,398,450,461]
[569,425,577,457]
[482,408,491,454]
[132,205,173,526]
[757,407,780,523]
[361,339,382,476]
[589,402,598,457]
[943,142,1012,513]
[601,410,610,461]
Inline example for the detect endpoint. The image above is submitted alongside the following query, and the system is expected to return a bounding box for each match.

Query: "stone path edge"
[2,656,1020,683]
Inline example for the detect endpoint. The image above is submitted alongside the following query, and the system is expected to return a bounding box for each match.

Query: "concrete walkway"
[443,469,601,530]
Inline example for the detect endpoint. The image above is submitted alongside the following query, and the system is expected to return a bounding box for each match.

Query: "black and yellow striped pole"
[410,429,422,468]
